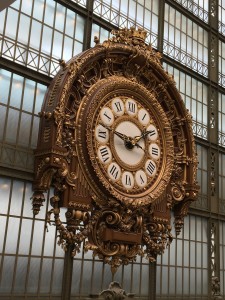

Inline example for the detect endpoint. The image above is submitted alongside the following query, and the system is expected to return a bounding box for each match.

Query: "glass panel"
[92,261,103,294]
[0,69,11,105]
[0,105,6,141]
[176,267,183,294]
[81,260,92,294]
[0,177,11,214]
[31,115,40,149]
[71,260,82,295]
[31,220,45,255]
[0,216,7,253]
[9,180,24,216]
[13,257,29,293]
[65,9,75,37]
[21,0,33,15]
[52,31,63,59]
[22,79,35,113]
[30,19,42,49]
[9,74,23,109]
[123,264,132,292]
[18,112,32,147]
[51,259,64,294]
[5,8,19,40]
[44,0,55,27]
[40,258,53,293]
[34,83,47,114]
[27,258,41,293]
[18,219,33,255]
[0,256,15,293]
[5,217,20,254]
[55,3,66,32]
[63,36,73,62]
[132,263,140,294]
[18,14,30,45]
[22,182,34,217]
[43,223,56,256]
[0,10,6,34]
[41,25,53,54]
[161,266,168,294]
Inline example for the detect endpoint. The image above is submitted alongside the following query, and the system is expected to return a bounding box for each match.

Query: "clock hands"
[133,129,155,143]
[99,122,129,141]
[99,122,144,151]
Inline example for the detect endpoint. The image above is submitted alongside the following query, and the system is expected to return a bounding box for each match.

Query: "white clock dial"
[114,121,145,166]
[95,124,109,144]
[146,124,158,141]
[97,145,112,164]
[100,107,114,126]
[125,98,137,116]
[145,159,157,177]
[135,170,148,188]
[121,171,134,189]
[149,143,160,160]
[138,108,150,126]
[111,97,125,116]
[107,162,121,182]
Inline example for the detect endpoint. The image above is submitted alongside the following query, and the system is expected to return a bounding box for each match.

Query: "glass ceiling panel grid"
[71,0,87,8]
[219,153,225,214]
[156,214,208,297]
[219,40,225,88]
[0,68,47,172]
[218,92,225,147]
[93,0,159,47]
[163,63,208,141]
[0,0,85,77]
[163,4,208,78]
[173,0,209,23]
[219,0,225,36]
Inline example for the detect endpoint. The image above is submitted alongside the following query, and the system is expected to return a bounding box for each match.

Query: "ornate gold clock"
[77,77,174,207]
[32,27,199,273]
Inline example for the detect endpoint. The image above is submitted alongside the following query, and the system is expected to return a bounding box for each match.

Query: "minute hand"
[133,130,155,143]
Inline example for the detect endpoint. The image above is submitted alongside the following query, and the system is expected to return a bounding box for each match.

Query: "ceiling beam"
[0,0,16,11]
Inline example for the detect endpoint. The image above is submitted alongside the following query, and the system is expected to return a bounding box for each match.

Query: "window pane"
[5,8,18,40]
[0,69,11,105]
[18,14,30,44]
[5,108,19,144]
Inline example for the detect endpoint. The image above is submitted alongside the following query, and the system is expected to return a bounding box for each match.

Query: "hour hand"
[99,122,129,141]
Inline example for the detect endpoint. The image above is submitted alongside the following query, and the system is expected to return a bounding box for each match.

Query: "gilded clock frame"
[77,76,174,207]
[32,27,199,272]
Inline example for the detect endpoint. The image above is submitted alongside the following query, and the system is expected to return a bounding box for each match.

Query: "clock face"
[78,77,174,206]
[93,95,162,197]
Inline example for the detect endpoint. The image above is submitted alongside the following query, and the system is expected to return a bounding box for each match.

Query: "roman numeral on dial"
[146,124,158,141]
[100,107,114,126]
[145,159,157,177]
[107,162,121,181]
[125,99,137,116]
[111,97,125,116]
[121,171,134,189]
[97,145,112,164]
[135,170,148,188]
[95,124,109,144]
[138,108,150,125]
[149,143,160,160]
